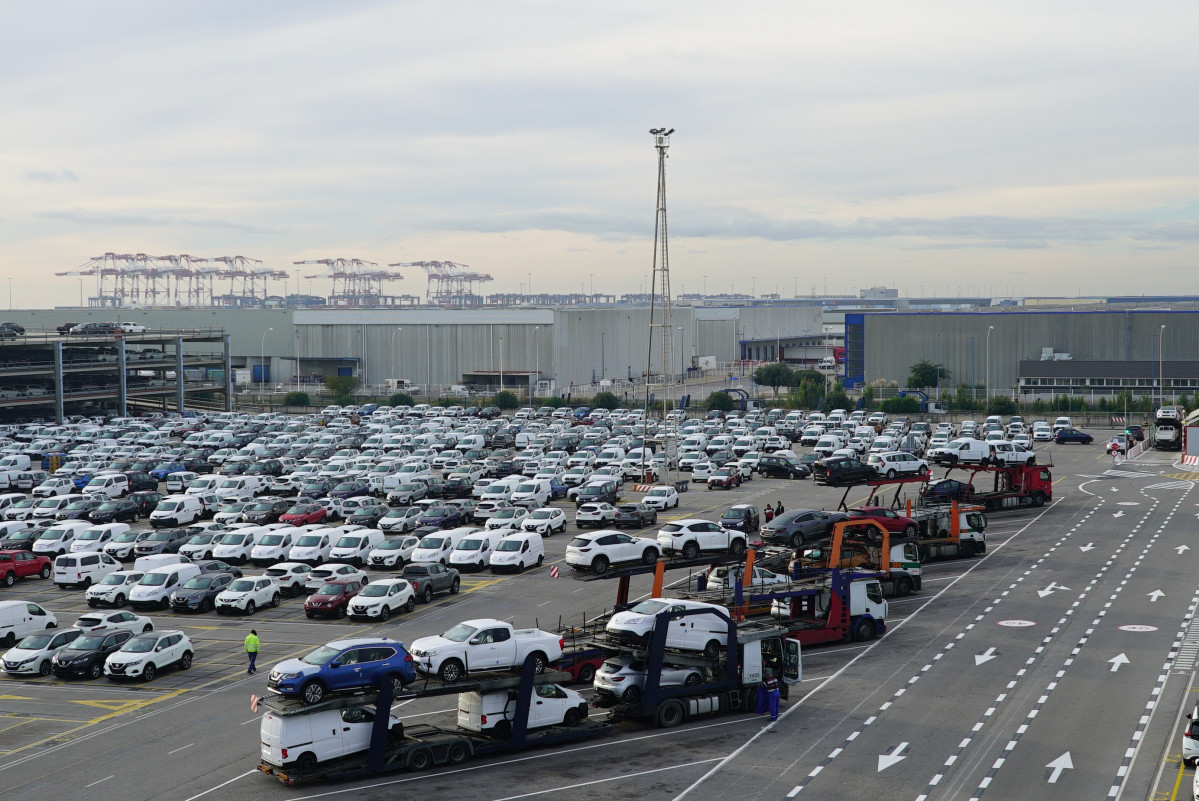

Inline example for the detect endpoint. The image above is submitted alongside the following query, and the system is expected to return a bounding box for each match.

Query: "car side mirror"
[329,661,341,668]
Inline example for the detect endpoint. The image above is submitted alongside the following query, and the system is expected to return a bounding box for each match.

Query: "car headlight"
[14,656,36,667]
[422,649,439,658]
[278,671,301,680]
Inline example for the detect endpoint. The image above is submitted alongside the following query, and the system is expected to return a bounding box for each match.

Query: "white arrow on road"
[878,742,909,772]
[1178,545,1191,555]
[1079,542,1095,552]
[1113,510,1125,518]
[1046,752,1073,783]
[975,647,998,666]
[1148,590,1165,603]
[1037,582,1070,599]
[1108,653,1130,672]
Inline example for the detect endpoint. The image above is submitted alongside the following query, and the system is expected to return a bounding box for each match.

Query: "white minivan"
[129,563,202,611]
[32,522,90,557]
[0,600,58,648]
[509,479,552,509]
[70,523,131,554]
[448,529,507,572]
[411,527,476,565]
[328,529,385,567]
[82,473,130,499]
[54,551,121,589]
[489,531,545,574]
[211,527,267,565]
[150,495,204,528]
[260,706,399,776]
[606,597,730,654]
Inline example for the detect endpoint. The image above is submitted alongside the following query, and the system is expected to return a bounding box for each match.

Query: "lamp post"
[601,331,606,380]
[532,326,541,400]
[389,327,403,387]
[1159,324,1166,408]
[260,327,273,385]
[499,336,504,391]
[985,325,995,405]
[677,326,685,385]
[426,325,432,394]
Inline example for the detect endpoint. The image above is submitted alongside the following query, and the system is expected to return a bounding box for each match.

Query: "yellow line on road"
[1168,756,1185,801]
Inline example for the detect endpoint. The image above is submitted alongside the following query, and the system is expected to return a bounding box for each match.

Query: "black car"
[128,491,164,515]
[170,572,235,613]
[55,498,104,521]
[51,630,132,679]
[442,477,474,499]
[88,499,142,524]
[124,472,159,492]
[575,482,620,508]
[133,527,190,557]
[347,505,388,527]
[0,528,39,551]
[613,503,658,528]
[418,476,447,498]
[1125,424,1145,442]
[921,478,975,502]
[297,478,338,499]
[417,505,465,529]
[763,509,849,548]
[240,498,290,525]
[812,457,875,487]
[0,321,25,335]
[719,504,760,534]
[757,455,812,480]
[245,459,284,478]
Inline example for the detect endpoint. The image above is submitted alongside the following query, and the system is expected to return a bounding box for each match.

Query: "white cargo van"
[82,473,130,498]
[129,563,201,611]
[458,684,588,736]
[489,531,545,574]
[0,600,58,648]
[53,551,121,588]
[165,471,198,493]
[328,529,385,567]
[70,523,130,553]
[606,598,731,654]
[448,529,507,571]
[411,527,475,565]
[259,706,400,776]
[211,527,267,565]
[186,476,223,495]
[150,494,203,528]
[509,479,552,509]
[32,522,89,557]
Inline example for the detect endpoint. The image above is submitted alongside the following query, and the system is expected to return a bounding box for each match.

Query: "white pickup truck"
[409,618,564,683]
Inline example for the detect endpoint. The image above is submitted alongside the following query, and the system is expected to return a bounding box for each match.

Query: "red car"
[0,550,52,586]
[706,468,742,490]
[846,506,918,536]
[279,503,327,526]
[304,578,363,619]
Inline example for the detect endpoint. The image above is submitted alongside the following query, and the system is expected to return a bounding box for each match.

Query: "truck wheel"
[682,542,700,559]
[852,618,876,642]
[450,578,460,594]
[301,680,326,704]
[421,587,433,603]
[577,662,596,683]
[2,572,13,587]
[1032,492,1045,507]
[656,699,685,728]
[446,740,470,765]
[592,556,609,575]
[563,708,581,727]
[296,752,318,775]
[0,632,13,648]
[962,540,978,558]
[895,576,913,596]
[439,659,465,683]
[491,720,512,741]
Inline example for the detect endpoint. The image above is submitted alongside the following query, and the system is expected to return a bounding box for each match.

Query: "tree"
[986,396,1017,415]
[704,391,736,412]
[592,391,620,410]
[860,386,876,408]
[334,394,355,406]
[325,375,361,398]
[493,390,520,410]
[282,391,310,407]
[907,360,950,390]
[754,363,794,397]
[787,379,823,411]
[790,369,824,386]
[880,396,922,414]
[823,386,853,413]
[389,392,415,407]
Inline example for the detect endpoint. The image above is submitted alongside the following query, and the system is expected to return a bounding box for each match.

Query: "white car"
[73,610,154,635]
[263,562,312,596]
[575,503,617,529]
[289,531,333,564]
[641,485,680,510]
[566,530,661,574]
[1032,424,1053,442]
[485,507,528,530]
[866,451,929,479]
[86,570,145,607]
[367,536,421,569]
[33,477,75,497]
[656,519,746,559]
[347,578,415,621]
[593,655,703,702]
[215,576,280,615]
[690,462,714,483]
[448,530,506,571]
[211,528,263,565]
[521,508,567,536]
[105,629,194,682]
[2,628,80,677]
[378,506,422,533]
[303,563,368,592]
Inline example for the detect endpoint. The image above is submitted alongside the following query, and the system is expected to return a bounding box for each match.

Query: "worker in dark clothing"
[775,501,784,516]
[760,670,781,722]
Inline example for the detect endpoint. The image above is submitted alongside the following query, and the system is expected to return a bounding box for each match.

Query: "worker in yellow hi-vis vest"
[245,629,260,675]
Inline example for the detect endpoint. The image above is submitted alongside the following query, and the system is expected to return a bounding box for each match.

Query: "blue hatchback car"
[267,637,416,705]
[1054,428,1094,445]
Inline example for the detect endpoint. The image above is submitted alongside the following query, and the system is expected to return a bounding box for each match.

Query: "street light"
[677,326,685,385]
[532,326,541,400]
[985,325,995,404]
[1159,324,1166,407]
[260,327,273,385]
[390,328,403,386]
[499,336,504,391]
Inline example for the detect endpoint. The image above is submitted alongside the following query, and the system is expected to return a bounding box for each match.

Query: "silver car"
[593,656,704,703]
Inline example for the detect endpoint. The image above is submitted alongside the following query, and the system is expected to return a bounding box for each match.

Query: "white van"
[211,527,267,565]
[448,529,507,571]
[165,471,199,493]
[259,705,399,775]
[134,553,187,572]
[0,600,58,648]
[411,527,476,565]
[186,476,222,495]
[70,523,130,553]
[606,598,730,653]
[129,563,201,611]
[489,531,545,574]
[509,479,552,509]
[150,494,204,528]
[215,476,265,500]
[249,528,300,565]
[328,529,386,567]
[458,684,588,735]
[930,438,992,466]
[82,473,130,499]
[32,521,90,557]
[54,551,121,588]
[0,493,27,513]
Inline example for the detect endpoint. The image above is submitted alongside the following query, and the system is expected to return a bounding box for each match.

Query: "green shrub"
[493,391,520,409]
[592,391,620,410]
[704,391,736,412]
[282,391,310,407]
[389,392,414,407]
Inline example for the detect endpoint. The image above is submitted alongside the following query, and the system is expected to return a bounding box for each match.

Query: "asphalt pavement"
[3,438,1199,801]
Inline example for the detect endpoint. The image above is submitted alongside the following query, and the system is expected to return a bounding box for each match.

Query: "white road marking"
[168,743,194,754]
[85,775,113,788]
[180,769,256,801]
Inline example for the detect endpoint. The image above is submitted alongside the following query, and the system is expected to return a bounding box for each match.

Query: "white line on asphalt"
[168,743,194,755]
[84,775,113,788]
[181,769,256,801]
[240,717,258,725]
[490,759,723,801]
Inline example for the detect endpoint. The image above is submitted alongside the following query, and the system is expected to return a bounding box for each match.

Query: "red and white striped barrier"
[633,484,655,492]
[549,565,559,578]
[1183,455,1199,466]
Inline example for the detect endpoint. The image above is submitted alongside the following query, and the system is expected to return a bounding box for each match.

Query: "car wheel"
[682,542,700,559]
[301,680,326,704]
[885,469,896,478]
[684,672,703,687]
[38,659,51,677]
[113,593,126,607]
[439,658,465,683]
[141,663,156,682]
[88,662,103,680]
[335,605,345,619]
[245,600,256,616]
[377,605,390,621]
[728,538,746,557]
[642,548,658,565]
[918,465,928,476]
[450,577,460,594]
[178,651,193,670]
[405,597,416,612]
[563,708,582,727]
[702,639,722,658]
[159,597,169,611]
[142,623,153,633]
[2,572,13,588]
[592,555,610,575]
[305,611,316,619]
[622,684,643,704]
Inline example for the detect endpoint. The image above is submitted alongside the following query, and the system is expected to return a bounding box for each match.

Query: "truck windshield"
[442,623,478,642]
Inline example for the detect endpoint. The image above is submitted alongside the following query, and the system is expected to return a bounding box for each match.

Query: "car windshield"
[98,502,122,511]
[647,489,669,497]
[359,584,389,597]
[19,634,54,649]
[418,537,445,549]
[630,600,668,615]
[260,535,284,546]
[301,645,342,665]
[456,539,482,551]
[297,536,322,547]
[496,539,522,551]
[722,508,747,519]
[316,583,345,596]
[37,529,65,540]
[138,573,169,586]
[335,537,362,548]
[67,634,106,651]
[147,530,174,541]
[122,637,158,653]
[530,510,553,519]
[442,623,479,643]
[112,531,139,543]
[219,533,248,545]
[98,573,128,585]
[183,577,214,589]
[228,579,255,592]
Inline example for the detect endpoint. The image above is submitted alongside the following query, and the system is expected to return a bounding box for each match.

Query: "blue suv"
[1054,428,1094,445]
[267,638,416,705]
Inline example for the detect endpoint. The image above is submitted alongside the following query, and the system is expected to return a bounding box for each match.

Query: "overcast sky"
[4,1,1197,307]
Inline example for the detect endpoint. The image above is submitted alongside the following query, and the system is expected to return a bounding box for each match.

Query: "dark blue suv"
[267,637,416,705]
[1054,428,1094,445]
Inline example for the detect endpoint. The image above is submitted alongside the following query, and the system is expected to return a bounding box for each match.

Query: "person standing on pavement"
[775,501,784,517]
[760,669,781,722]
[245,629,260,674]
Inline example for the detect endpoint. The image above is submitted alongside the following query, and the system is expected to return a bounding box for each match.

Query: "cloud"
[24,169,78,183]
[37,207,285,234]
